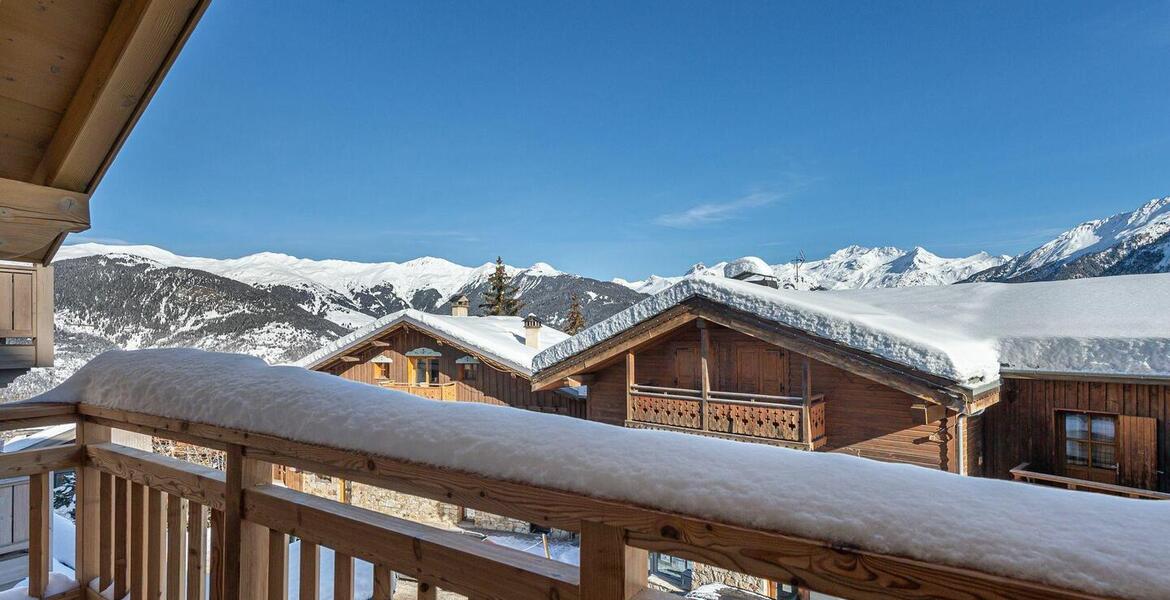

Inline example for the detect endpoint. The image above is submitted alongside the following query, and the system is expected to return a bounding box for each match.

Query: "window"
[459,363,478,382]
[1060,411,1118,484]
[648,552,692,588]
[412,358,440,385]
[374,362,391,379]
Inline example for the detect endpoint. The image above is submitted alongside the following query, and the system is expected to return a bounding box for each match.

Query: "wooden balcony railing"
[382,381,458,401]
[1009,462,1170,500]
[0,401,1156,600]
[628,385,826,449]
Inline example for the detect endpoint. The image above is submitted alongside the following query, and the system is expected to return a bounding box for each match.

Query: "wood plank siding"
[587,322,960,471]
[321,327,585,418]
[982,378,1170,492]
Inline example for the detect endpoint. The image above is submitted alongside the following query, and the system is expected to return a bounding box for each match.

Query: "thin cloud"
[64,235,133,246]
[654,192,781,228]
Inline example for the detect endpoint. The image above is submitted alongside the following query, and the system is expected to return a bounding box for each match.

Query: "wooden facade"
[584,320,967,471]
[982,376,1170,493]
[317,325,586,418]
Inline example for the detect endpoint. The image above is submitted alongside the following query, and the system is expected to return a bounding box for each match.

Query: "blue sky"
[81,2,1170,280]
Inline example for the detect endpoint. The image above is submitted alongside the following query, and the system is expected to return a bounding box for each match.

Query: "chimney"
[451,295,470,317]
[523,313,542,348]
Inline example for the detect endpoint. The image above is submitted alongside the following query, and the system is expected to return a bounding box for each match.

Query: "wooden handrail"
[60,403,1119,599]
[1010,462,1170,500]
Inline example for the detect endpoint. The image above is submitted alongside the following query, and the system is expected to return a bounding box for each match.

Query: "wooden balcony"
[0,401,1156,600]
[1009,462,1170,500]
[381,382,458,401]
[627,385,826,449]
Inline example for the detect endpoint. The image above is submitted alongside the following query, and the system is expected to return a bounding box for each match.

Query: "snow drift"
[30,348,1170,599]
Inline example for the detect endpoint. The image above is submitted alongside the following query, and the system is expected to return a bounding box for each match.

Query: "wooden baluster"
[167,495,185,600]
[372,565,393,600]
[299,541,319,600]
[333,552,353,600]
[416,580,438,600]
[114,478,130,599]
[625,351,636,423]
[28,472,49,598]
[148,488,165,599]
[801,357,813,447]
[268,530,288,600]
[580,521,648,600]
[225,444,271,599]
[99,472,115,591]
[188,502,207,600]
[76,421,112,594]
[131,482,147,599]
[210,509,224,600]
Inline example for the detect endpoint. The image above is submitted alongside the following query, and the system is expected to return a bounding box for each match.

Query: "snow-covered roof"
[534,274,1170,388]
[296,309,569,376]
[724,256,772,279]
[30,349,1170,599]
[2,423,75,453]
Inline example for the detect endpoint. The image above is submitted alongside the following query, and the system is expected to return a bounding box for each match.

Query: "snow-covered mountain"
[966,197,1170,283]
[616,246,1008,293]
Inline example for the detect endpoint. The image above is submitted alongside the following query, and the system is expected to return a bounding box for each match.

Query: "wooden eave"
[315,321,533,381]
[532,298,986,412]
[0,0,211,264]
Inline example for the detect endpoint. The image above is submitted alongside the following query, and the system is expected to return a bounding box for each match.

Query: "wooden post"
[372,565,393,600]
[210,509,224,600]
[147,488,164,599]
[625,351,635,423]
[698,319,711,432]
[166,495,185,600]
[580,520,647,600]
[76,421,112,592]
[299,541,320,600]
[334,553,354,600]
[801,357,813,447]
[268,530,289,600]
[131,482,147,599]
[188,502,207,600]
[225,444,271,599]
[28,472,50,598]
[114,478,129,599]
[416,580,438,600]
[99,472,115,590]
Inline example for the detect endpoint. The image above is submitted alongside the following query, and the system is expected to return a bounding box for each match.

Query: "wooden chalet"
[299,299,586,418]
[2,4,1167,600]
[532,271,1170,498]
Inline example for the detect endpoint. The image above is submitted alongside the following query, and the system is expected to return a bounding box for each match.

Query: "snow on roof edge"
[296,309,567,377]
[28,348,1170,600]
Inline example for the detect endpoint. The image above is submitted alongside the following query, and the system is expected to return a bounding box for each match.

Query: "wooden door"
[734,345,761,394]
[1118,415,1158,490]
[761,349,788,396]
[673,346,698,389]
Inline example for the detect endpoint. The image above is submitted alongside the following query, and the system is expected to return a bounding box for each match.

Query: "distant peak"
[525,262,561,276]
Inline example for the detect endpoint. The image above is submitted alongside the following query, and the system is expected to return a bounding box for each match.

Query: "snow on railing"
[17,348,1170,599]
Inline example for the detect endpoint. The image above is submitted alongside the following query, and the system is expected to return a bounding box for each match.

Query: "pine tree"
[479,256,523,316]
[565,294,587,334]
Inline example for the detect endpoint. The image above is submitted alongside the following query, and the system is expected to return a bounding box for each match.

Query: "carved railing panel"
[630,394,701,429]
[706,401,803,442]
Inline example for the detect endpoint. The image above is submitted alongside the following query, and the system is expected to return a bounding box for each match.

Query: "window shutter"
[1118,415,1158,490]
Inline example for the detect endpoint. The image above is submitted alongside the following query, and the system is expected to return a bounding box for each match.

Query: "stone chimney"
[451,295,470,317]
[523,313,542,348]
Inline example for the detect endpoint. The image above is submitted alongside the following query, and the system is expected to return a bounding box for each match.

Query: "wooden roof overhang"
[313,321,530,381]
[532,297,997,413]
[0,0,210,264]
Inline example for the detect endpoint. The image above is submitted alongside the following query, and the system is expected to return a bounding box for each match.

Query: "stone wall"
[691,563,771,595]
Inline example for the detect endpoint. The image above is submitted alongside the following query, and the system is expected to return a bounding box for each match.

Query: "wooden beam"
[0,445,79,478]
[338,356,360,363]
[625,351,635,425]
[245,485,579,600]
[580,521,647,600]
[369,340,390,347]
[0,402,78,431]
[0,177,90,262]
[34,0,210,194]
[28,473,50,598]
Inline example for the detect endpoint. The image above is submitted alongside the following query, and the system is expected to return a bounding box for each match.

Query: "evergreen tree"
[479,256,523,316]
[565,294,587,334]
